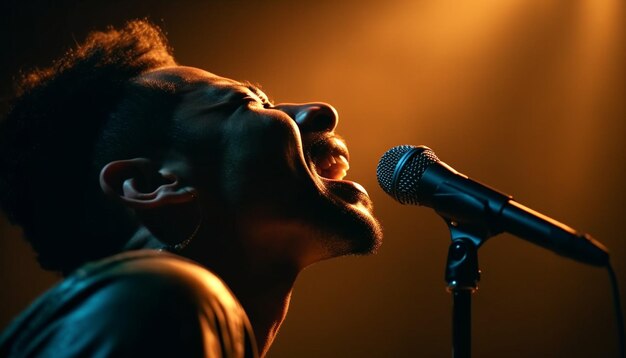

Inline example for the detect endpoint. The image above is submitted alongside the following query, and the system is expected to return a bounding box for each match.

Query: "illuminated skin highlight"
[99,66,382,356]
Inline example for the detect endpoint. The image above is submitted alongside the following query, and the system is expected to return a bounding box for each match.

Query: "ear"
[99,158,196,209]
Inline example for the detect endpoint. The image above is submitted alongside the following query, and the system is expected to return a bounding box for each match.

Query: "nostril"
[295,103,338,133]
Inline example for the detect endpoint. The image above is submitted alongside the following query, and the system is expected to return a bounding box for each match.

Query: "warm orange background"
[1,1,624,357]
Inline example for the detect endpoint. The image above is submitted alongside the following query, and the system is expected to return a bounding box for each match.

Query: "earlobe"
[100,158,196,209]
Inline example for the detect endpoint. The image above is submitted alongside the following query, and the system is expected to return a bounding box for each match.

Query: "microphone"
[376,145,609,266]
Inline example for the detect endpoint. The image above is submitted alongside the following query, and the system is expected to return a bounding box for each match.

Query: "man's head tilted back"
[0,20,383,275]
[0,19,385,357]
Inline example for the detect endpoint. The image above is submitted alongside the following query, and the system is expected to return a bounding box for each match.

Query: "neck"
[202,257,299,357]
[127,223,311,357]
[230,269,297,357]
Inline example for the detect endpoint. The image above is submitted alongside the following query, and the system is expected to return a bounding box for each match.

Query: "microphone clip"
[445,222,483,292]
[444,221,484,357]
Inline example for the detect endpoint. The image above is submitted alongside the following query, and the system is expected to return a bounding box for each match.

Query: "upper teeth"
[315,154,349,180]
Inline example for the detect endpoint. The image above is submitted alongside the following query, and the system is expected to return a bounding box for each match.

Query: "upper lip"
[307,136,350,180]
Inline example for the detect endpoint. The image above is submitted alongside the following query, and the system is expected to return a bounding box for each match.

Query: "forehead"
[138,66,243,98]
[136,66,269,125]
[136,66,269,114]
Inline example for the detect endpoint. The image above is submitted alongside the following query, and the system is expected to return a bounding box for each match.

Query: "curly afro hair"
[0,20,179,274]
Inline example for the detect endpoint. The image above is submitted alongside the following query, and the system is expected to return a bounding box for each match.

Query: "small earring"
[161,189,202,252]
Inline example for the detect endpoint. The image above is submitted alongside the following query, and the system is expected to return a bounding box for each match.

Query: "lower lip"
[341,180,368,196]
[321,178,370,204]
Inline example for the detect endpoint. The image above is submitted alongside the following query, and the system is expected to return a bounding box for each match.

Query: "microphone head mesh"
[376,145,439,205]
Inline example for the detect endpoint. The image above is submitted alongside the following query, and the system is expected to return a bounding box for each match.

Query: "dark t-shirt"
[0,250,258,357]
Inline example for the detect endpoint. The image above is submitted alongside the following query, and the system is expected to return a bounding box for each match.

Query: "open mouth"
[307,136,369,199]
[314,152,349,180]
[308,136,350,180]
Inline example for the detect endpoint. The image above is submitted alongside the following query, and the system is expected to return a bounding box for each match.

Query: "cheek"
[224,117,312,200]
[225,114,302,169]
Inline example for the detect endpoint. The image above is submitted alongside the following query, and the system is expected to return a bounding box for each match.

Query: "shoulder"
[86,250,241,312]
[76,250,251,334]
[7,250,256,357]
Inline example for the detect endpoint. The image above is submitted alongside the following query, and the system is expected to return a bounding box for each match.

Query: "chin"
[334,204,384,256]
[307,186,384,259]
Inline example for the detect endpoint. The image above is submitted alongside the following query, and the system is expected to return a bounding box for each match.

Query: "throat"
[245,287,293,357]
[206,258,299,358]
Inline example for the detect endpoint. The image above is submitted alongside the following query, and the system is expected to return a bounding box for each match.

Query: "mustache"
[305,132,349,162]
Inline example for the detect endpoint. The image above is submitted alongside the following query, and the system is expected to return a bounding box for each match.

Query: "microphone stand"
[444,222,486,358]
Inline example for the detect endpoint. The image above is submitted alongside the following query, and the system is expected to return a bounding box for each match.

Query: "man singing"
[0,20,382,357]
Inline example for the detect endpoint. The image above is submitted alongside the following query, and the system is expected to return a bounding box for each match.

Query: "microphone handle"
[418,162,609,266]
[500,201,609,266]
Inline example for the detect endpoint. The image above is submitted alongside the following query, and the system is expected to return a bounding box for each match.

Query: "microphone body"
[377,145,609,266]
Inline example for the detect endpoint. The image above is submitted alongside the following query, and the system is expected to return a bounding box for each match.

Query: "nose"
[274,102,339,133]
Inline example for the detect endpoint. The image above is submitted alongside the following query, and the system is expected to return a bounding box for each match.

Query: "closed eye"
[241,95,273,110]
[243,83,274,108]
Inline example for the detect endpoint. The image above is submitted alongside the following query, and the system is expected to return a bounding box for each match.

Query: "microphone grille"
[376,145,439,204]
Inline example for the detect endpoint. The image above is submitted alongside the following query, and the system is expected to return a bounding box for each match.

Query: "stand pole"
[452,290,472,358]
[446,238,480,358]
